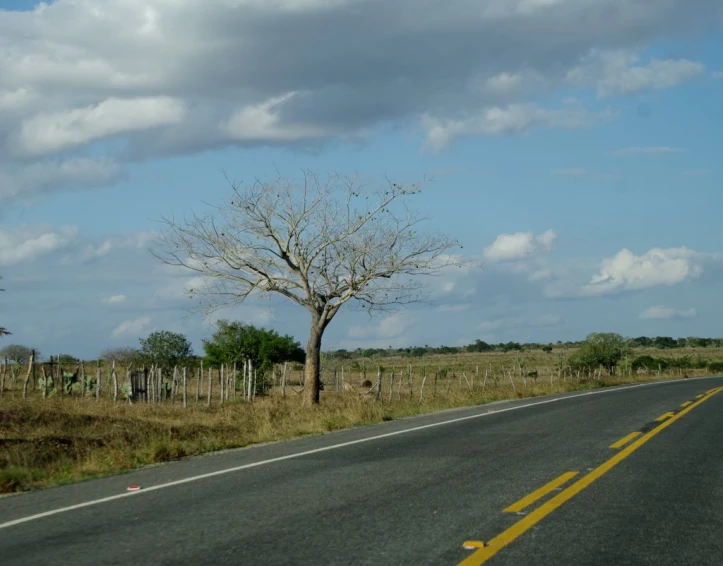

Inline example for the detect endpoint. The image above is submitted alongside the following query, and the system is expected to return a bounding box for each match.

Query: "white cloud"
[0,224,78,266]
[484,229,557,262]
[155,275,209,300]
[0,158,123,207]
[567,49,704,97]
[613,146,684,156]
[222,92,332,142]
[711,71,723,79]
[0,88,36,111]
[639,305,698,320]
[201,306,274,329]
[58,230,157,265]
[60,240,114,265]
[111,316,151,339]
[102,294,127,304]
[529,267,552,281]
[423,103,614,150]
[0,0,718,204]
[583,247,704,296]
[347,314,410,341]
[16,97,186,156]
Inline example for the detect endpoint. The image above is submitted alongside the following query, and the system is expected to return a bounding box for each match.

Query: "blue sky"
[1,1,722,359]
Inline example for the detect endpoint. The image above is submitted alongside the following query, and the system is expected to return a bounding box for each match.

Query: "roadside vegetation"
[2,329,722,494]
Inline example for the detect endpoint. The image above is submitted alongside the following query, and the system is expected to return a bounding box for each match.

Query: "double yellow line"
[458,386,723,565]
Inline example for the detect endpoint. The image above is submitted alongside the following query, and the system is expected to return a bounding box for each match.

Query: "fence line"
[0,354,711,408]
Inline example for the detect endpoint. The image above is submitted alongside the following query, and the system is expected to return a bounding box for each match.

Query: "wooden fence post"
[183,367,187,408]
[95,361,101,400]
[408,366,414,400]
[41,366,48,398]
[196,366,201,405]
[232,362,237,400]
[207,367,212,407]
[220,365,225,405]
[171,366,179,404]
[112,361,118,402]
[252,369,257,401]
[375,367,382,401]
[80,361,86,397]
[126,365,133,405]
[0,357,6,397]
[281,361,287,398]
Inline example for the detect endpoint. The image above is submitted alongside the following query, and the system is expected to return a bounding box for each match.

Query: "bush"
[708,361,723,373]
[569,333,629,375]
[631,355,666,371]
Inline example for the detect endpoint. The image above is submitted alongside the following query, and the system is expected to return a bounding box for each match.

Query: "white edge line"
[0,376,717,530]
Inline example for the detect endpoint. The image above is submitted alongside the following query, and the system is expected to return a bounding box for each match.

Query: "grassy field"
[1,346,722,494]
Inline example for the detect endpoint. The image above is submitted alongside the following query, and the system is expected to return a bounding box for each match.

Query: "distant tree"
[569,333,629,375]
[466,339,492,353]
[100,347,140,365]
[542,344,553,353]
[687,337,711,348]
[653,336,677,349]
[332,348,352,360]
[0,344,37,365]
[138,331,193,370]
[54,354,79,364]
[501,341,523,352]
[437,346,460,354]
[202,320,304,371]
[630,336,653,348]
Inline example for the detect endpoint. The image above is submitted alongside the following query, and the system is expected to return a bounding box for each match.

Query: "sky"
[0,0,722,359]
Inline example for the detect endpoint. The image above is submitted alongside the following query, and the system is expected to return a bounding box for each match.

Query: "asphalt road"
[1,376,722,565]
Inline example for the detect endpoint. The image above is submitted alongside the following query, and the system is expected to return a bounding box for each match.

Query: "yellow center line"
[503,471,579,513]
[654,411,675,422]
[696,394,704,399]
[609,431,641,449]
[458,386,723,566]
[680,401,692,408]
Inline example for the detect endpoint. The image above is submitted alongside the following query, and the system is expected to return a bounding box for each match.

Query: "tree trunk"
[302,321,324,405]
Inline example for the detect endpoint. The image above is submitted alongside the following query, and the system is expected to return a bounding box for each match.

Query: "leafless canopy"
[154,171,461,323]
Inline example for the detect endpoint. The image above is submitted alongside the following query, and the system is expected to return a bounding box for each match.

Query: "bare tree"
[154,171,461,405]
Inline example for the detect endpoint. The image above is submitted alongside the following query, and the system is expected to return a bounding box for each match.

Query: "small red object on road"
[127,485,141,492]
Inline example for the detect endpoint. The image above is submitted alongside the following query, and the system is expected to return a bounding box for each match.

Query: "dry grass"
[3,344,720,494]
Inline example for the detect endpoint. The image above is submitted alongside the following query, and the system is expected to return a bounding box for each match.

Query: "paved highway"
[1,376,722,565]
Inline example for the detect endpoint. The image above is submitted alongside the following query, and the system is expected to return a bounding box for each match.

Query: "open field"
[1,346,722,493]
